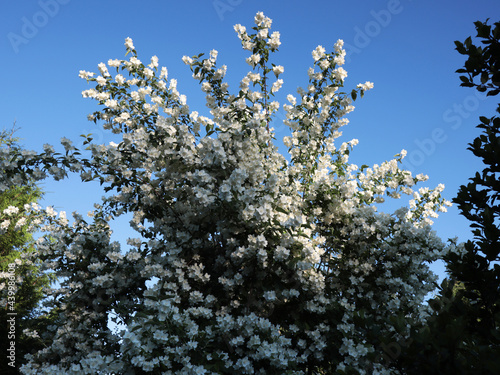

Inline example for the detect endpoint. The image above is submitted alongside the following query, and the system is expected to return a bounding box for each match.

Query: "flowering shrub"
[1,12,456,374]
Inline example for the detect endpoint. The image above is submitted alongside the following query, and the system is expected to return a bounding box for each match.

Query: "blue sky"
[2,0,499,279]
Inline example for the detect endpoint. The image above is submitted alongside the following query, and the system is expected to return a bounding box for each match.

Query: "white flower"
[98,62,109,77]
[203,59,213,70]
[271,79,283,93]
[115,74,125,85]
[246,54,261,67]
[130,91,141,101]
[312,45,326,61]
[149,55,159,68]
[160,67,168,80]
[263,291,276,301]
[257,28,268,39]
[357,81,374,91]
[143,68,154,78]
[287,94,296,105]
[269,101,279,112]
[3,206,19,216]
[182,56,193,65]
[248,72,260,82]
[107,252,123,262]
[14,217,27,230]
[334,54,345,66]
[125,37,135,50]
[333,67,348,81]
[108,59,121,67]
[116,112,131,122]
[272,65,284,77]
[242,41,256,51]
[105,99,119,110]
[96,76,107,86]
[234,24,246,35]
[268,31,281,50]
[45,206,56,217]
[201,82,212,93]
[210,49,218,61]
[319,59,330,70]
[214,66,227,79]
[129,56,141,67]
[78,70,94,79]
[0,220,10,230]
[254,11,266,26]
[334,39,344,53]
[22,329,40,339]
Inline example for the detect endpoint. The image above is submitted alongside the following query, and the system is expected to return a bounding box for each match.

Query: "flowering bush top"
[0,12,458,375]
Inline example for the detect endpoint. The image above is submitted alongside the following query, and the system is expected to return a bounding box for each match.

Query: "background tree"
[0,128,56,374]
[448,17,500,368]
[391,19,500,375]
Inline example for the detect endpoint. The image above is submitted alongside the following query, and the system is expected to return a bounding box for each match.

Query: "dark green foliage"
[455,20,500,107]
[448,19,500,360]
[388,19,500,375]
[386,278,500,374]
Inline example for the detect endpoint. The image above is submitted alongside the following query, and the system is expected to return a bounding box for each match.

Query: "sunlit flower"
[125,37,134,50]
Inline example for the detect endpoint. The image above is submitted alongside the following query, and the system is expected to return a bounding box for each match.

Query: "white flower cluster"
[2,12,456,375]
[234,12,280,54]
[0,200,47,235]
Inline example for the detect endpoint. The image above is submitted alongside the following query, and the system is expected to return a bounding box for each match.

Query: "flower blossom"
[125,37,134,50]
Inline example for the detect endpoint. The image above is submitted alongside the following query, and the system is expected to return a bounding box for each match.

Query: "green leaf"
[493,24,500,39]
[479,116,491,124]
[464,36,472,48]
[475,22,491,38]
[459,76,470,84]
[274,206,289,214]
[481,71,489,84]
[455,41,466,54]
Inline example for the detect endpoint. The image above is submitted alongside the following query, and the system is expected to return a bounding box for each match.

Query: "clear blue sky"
[2,0,499,278]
